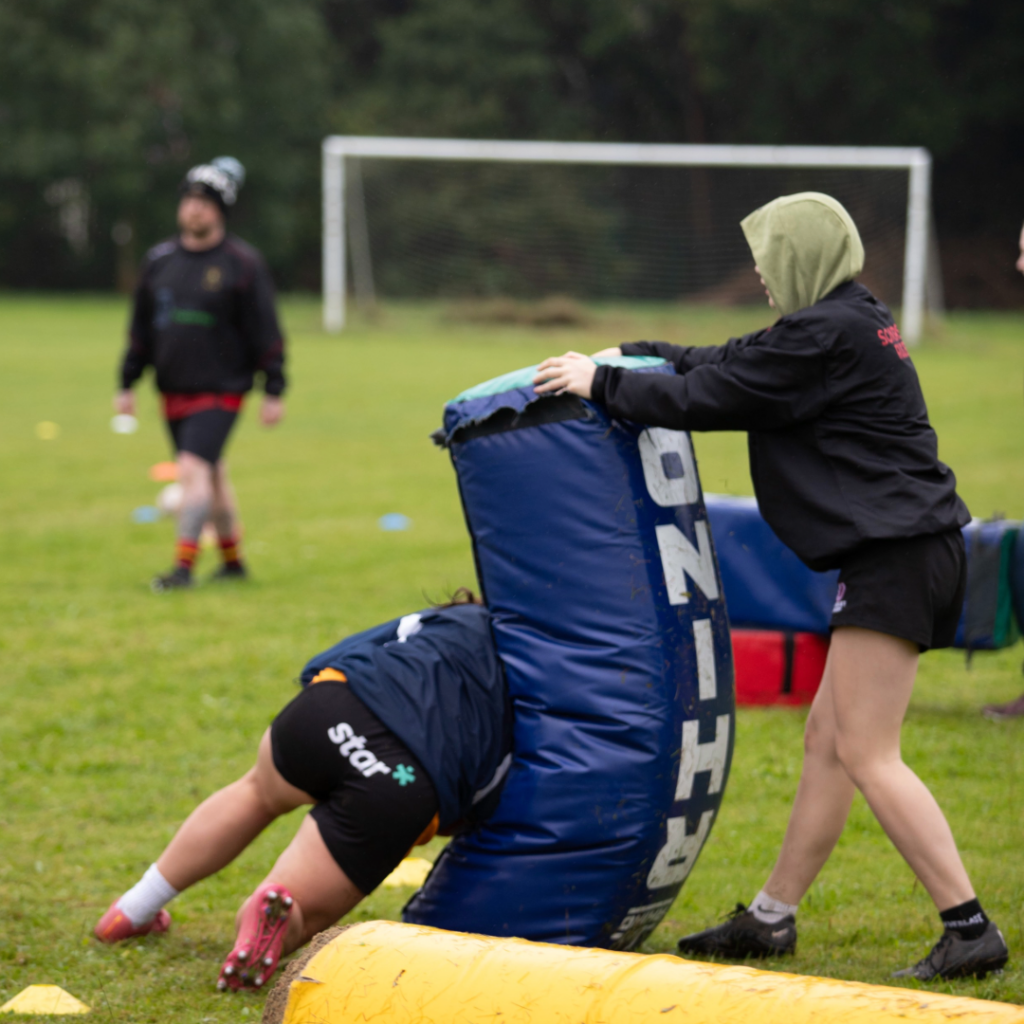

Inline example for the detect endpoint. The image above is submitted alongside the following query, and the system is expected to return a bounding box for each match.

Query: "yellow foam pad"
[278,920,1024,1024]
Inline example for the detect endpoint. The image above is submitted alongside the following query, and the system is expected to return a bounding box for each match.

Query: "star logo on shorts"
[392,764,416,786]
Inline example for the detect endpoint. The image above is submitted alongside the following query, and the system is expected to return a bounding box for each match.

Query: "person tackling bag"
[94,594,511,993]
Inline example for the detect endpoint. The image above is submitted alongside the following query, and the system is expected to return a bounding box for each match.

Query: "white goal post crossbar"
[322,135,932,342]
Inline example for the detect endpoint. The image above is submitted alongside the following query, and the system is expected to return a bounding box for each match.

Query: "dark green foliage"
[2,0,1024,293]
[0,0,329,288]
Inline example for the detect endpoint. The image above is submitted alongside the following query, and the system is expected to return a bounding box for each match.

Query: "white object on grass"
[322,136,935,344]
[156,483,183,517]
[379,513,411,531]
[110,414,138,434]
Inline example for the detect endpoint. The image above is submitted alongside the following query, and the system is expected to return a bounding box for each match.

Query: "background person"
[533,193,1008,981]
[114,156,286,591]
[94,593,511,992]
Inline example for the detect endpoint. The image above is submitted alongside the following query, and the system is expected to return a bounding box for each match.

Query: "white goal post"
[322,135,933,343]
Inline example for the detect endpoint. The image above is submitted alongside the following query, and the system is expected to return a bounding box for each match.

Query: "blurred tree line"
[1,0,1021,304]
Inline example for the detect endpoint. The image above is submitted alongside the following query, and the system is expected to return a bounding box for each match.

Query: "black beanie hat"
[179,156,246,213]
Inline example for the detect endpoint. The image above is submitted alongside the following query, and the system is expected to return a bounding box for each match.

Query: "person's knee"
[178,452,214,492]
[802,707,837,763]
[833,733,899,789]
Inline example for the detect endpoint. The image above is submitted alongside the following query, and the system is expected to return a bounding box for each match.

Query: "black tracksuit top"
[591,281,970,571]
[120,234,286,396]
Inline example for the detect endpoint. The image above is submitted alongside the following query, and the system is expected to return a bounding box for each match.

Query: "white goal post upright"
[322,136,933,343]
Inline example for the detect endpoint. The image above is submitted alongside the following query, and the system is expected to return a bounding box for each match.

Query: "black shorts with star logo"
[271,680,438,894]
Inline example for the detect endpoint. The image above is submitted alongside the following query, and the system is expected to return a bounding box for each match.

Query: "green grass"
[1,294,1023,1019]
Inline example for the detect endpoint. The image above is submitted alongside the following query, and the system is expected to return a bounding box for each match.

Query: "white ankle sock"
[117,864,180,926]
[749,889,797,925]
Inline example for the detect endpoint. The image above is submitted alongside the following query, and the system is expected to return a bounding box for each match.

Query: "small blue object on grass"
[379,513,412,531]
[132,505,160,523]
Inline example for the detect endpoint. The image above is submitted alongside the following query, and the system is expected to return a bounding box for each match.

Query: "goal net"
[323,138,937,341]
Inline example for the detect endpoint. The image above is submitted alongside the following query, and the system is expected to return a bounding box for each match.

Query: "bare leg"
[762,648,856,904]
[829,628,974,909]
[176,450,215,543]
[234,815,365,955]
[763,627,974,912]
[157,730,312,891]
[210,459,241,541]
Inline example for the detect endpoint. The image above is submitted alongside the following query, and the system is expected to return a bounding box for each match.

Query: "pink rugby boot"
[94,901,171,943]
[217,882,294,992]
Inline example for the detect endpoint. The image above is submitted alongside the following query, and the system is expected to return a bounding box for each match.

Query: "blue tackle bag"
[404,358,735,949]
[704,494,838,635]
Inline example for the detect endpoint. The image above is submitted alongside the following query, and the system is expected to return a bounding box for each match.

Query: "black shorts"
[830,530,967,652]
[270,681,438,895]
[167,409,238,464]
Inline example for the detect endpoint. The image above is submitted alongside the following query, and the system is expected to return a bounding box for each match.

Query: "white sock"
[749,889,797,925]
[117,864,180,927]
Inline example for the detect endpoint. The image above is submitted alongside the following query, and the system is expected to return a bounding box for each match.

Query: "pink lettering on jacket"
[878,324,908,359]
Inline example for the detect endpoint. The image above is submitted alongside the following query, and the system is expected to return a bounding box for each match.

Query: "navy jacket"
[301,604,511,829]
[592,282,970,571]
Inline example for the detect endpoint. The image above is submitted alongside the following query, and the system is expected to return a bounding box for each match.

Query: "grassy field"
[1,294,1023,1020]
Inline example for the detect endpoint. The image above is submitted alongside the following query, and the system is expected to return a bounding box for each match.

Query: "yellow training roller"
[264,920,1024,1024]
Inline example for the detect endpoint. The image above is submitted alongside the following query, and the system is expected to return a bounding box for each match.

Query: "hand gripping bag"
[404,357,735,949]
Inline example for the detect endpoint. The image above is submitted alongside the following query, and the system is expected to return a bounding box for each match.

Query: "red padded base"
[732,629,829,706]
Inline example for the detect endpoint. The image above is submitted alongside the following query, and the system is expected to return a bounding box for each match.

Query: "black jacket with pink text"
[591,281,970,571]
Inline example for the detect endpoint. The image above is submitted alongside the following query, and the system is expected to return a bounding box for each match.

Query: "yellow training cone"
[381,858,432,888]
[1,985,90,1014]
[264,920,1024,1024]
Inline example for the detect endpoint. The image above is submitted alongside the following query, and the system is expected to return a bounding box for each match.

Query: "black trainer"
[893,923,1009,980]
[151,566,193,592]
[209,562,248,582]
[677,903,796,959]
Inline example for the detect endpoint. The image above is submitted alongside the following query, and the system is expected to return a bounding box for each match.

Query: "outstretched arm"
[157,729,311,891]
[532,336,748,399]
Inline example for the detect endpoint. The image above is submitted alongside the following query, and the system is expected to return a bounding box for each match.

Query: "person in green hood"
[741,191,866,316]
[533,193,1007,981]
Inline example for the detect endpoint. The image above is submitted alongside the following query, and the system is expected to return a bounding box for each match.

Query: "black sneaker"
[893,923,1009,980]
[677,903,797,959]
[151,566,193,592]
[209,562,248,582]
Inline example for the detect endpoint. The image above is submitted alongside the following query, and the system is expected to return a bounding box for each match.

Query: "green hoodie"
[740,192,865,317]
